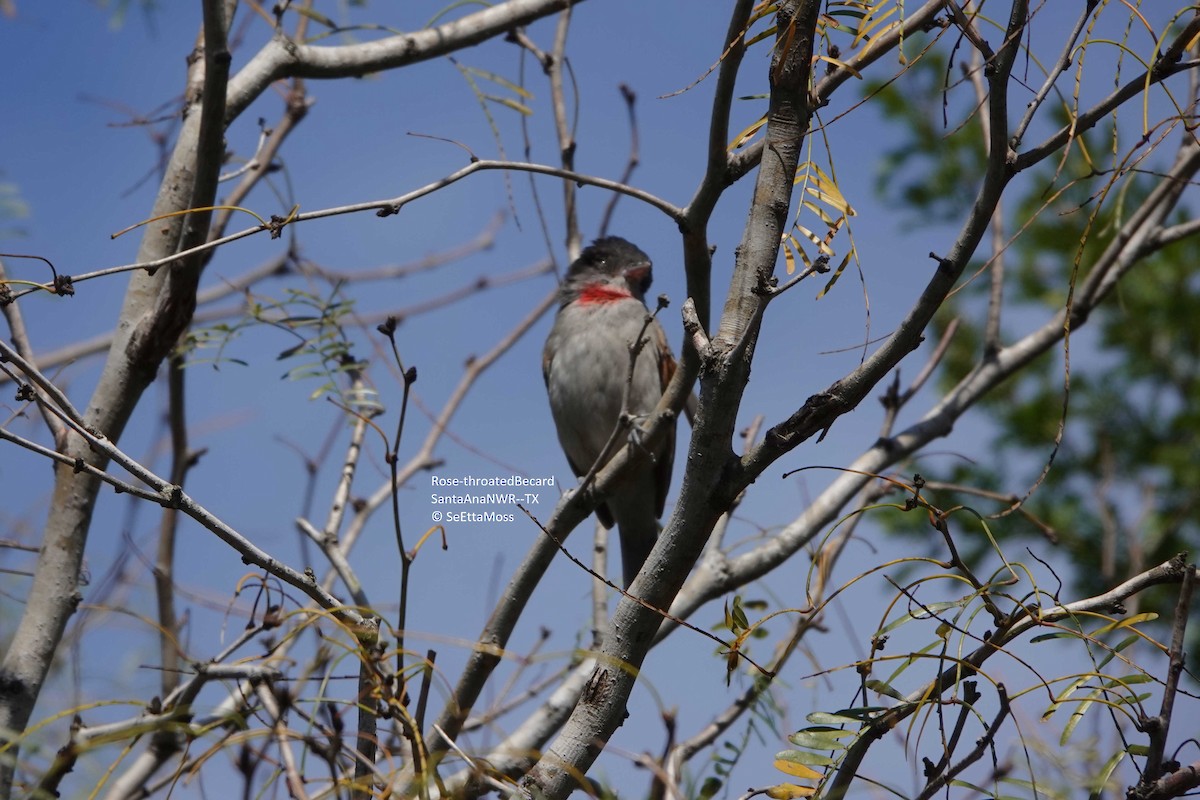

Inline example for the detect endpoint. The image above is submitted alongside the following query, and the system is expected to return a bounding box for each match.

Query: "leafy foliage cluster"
[872,51,1200,637]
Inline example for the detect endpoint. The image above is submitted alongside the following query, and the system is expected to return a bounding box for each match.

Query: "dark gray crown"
[565,236,652,293]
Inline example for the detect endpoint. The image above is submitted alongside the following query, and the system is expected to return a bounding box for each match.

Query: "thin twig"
[0,339,363,623]
[598,84,640,237]
[517,504,774,678]
[15,160,680,295]
[0,258,66,443]
[1140,565,1195,785]
[915,684,1010,800]
[549,6,580,257]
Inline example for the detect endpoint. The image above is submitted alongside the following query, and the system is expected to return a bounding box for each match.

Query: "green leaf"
[865,679,905,701]
[774,749,835,768]
[806,707,886,725]
[787,727,855,749]
[1089,748,1127,793]
[876,600,965,635]
[698,777,722,799]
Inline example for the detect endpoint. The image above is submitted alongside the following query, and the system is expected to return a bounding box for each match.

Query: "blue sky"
[1,2,1188,797]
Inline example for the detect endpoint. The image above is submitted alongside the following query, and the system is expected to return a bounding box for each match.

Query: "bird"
[543,236,677,588]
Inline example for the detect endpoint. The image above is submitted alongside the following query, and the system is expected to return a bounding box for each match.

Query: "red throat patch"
[577,283,632,304]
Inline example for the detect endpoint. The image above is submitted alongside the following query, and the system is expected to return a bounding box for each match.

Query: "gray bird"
[543,237,677,587]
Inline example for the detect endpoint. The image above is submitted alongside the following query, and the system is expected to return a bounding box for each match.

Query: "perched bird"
[543,237,677,587]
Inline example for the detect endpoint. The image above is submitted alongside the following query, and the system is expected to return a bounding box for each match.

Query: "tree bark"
[0,3,584,796]
[520,2,825,795]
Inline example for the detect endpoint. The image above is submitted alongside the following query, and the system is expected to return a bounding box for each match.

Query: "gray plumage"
[543,237,676,587]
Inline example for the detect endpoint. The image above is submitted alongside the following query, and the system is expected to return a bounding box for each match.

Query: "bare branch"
[225,0,589,116]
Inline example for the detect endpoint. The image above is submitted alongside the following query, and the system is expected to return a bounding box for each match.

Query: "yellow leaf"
[773,759,822,780]
[800,199,836,227]
[460,65,533,99]
[767,783,817,799]
[783,233,813,271]
[729,116,767,150]
[816,252,853,299]
[815,54,862,78]
[486,95,533,116]
[853,3,897,48]
[1093,612,1158,636]
[795,223,834,255]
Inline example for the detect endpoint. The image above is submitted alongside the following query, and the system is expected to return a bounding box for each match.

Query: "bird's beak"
[623,263,652,293]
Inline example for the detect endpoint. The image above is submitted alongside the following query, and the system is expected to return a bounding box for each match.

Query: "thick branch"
[728,0,1028,509]
[519,2,824,796]
[0,5,233,794]
[226,0,585,119]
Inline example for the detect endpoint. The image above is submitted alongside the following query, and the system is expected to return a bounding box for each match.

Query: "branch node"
[681,297,710,355]
[164,484,184,509]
